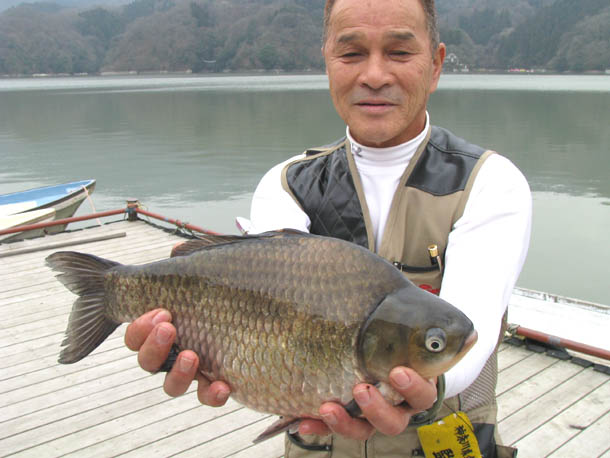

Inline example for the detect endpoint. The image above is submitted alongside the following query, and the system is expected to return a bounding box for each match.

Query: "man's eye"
[341,52,361,58]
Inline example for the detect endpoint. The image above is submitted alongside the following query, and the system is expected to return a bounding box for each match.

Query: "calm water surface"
[1,74,609,304]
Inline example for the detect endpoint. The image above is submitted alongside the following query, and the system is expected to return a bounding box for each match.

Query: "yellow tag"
[417,412,482,458]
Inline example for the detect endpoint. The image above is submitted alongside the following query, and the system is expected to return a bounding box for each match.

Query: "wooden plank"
[1,246,180,305]
[0,220,169,252]
[0,335,126,382]
[497,357,583,421]
[497,344,533,372]
[56,400,245,457]
[0,243,176,300]
[231,433,286,458]
[498,367,608,445]
[6,391,211,457]
[177,414,286,458]
[0,341,132,392]
[0,223,178,269]
[496,351,559,395]
[0,374,162,440]
[0,386,184,454]
[0,367,151,421]
[2,225,176,261]
[547,410,610,458]
[511,380,610,455]
[0,314,74,347]
[0,236,172,282]
[0,333,76,370]
[3,305,72,329]
[114,407,275,457]
[0,355,137,408]
[0,231,127,259]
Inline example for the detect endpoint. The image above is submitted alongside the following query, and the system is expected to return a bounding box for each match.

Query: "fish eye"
[425,328,447,353]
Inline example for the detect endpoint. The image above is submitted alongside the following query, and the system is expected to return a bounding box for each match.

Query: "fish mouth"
[458,329,478,358]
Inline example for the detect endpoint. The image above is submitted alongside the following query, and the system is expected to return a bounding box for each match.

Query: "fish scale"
[47,230,476,442]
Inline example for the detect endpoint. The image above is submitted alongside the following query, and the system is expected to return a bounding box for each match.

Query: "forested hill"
[0,0,608,76]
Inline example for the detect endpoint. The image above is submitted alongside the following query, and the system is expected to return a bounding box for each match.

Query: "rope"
[82,185,102,227]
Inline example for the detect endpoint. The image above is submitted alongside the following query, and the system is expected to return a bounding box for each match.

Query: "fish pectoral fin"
[344,398,363,418]
[155,344,181,373]
[252,416,301,443]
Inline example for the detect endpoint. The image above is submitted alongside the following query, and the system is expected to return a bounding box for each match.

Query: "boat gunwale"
[0,179,96,208]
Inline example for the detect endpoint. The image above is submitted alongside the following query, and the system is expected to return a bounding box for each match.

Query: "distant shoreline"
[2,69,609,79]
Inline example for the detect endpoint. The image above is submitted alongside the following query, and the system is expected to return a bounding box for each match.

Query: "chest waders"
[280,126,517,458]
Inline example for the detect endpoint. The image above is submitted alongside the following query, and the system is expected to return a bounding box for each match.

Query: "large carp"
[46,230,476,441]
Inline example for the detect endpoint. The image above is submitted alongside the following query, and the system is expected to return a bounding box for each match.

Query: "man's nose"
[359,53,393,90]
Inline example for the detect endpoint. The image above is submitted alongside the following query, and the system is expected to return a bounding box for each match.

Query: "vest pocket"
[392,262,443,296]
[392,262,439,273]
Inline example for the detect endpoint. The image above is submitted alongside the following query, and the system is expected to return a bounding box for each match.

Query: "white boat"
[0,208,56,242]
[0,179,95,239]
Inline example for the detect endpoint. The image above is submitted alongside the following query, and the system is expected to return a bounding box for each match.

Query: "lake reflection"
[0,74,609,304]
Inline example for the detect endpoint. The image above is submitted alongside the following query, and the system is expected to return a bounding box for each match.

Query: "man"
[126,0,531,456]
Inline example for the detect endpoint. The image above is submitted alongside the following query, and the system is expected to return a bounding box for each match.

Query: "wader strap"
[287,431,332,452]
[410,374,446,426]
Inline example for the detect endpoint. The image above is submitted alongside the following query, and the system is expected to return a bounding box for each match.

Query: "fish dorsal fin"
[170,235,246,257]
[170,229,311,257]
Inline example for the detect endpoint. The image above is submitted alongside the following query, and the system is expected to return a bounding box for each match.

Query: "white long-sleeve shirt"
[248,115,532,398]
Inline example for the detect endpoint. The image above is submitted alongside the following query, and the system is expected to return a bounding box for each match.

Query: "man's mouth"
[355,100,396,114]
[357,100,394,106]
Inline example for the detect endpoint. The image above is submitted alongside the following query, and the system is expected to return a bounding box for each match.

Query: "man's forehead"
[335,29,417,44]
[328,0,425,35]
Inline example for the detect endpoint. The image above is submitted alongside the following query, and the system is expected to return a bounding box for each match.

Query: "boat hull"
[0,208,56,242]
[0,180,95,241]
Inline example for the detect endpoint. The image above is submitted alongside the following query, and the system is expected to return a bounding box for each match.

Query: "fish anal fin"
[252,416,301,444]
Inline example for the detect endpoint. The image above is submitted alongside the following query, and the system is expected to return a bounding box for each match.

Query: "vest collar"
[346,112,430,169]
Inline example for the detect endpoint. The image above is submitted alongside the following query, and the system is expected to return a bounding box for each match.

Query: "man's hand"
[298,368,437,440]
[124,309,230,406]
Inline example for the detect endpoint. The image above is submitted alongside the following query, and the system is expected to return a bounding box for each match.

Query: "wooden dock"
[1,218,608,457]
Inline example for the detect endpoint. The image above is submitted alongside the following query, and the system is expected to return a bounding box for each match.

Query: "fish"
[46,230,477,442]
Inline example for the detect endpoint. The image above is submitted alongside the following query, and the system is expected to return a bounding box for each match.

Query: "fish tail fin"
[46,251,122,364]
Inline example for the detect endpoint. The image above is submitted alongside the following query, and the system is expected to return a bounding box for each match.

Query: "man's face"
[323,0,445,148]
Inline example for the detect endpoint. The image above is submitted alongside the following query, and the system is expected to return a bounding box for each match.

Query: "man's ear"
[321,46,329,76]
[430,43,446,93]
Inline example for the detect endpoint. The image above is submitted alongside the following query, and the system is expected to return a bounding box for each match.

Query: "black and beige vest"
[281,126,506,456]
[282,125,493,295]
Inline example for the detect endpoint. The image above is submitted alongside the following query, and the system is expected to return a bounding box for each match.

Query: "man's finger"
[318,402,375,441]
[163,350,199,397]
[389,367,437,412]
[125,308,171,351]
[136,321,176,372]
[352,384,410,436]
[196,375,231,407]
[298,419,331,437]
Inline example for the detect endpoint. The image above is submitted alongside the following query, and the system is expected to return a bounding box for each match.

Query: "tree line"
[0,0,608,76]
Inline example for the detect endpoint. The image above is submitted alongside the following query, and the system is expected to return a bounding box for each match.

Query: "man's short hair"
[323,0,440,52]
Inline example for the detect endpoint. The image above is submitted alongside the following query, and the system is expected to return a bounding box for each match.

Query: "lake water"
[1,73,609,305]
